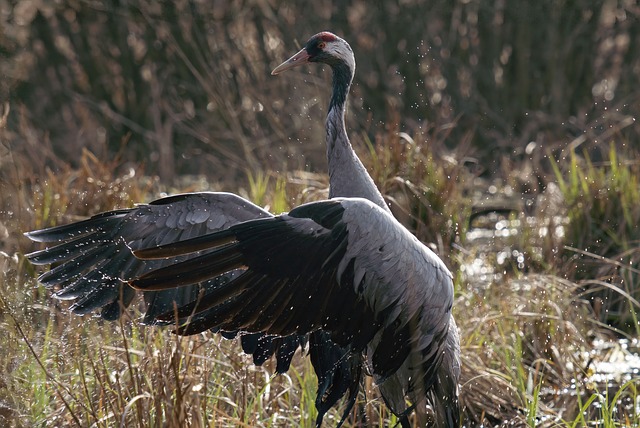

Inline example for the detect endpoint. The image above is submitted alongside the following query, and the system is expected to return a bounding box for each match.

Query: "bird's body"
[25,32,460,427]
[131,197,459,425]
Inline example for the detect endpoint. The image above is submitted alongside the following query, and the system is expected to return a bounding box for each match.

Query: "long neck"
[326,63,390,214]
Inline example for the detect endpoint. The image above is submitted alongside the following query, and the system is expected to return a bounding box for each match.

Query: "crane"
[25,32,460,426]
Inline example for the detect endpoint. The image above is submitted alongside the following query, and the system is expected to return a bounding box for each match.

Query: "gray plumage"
[273,33,460,426]
[25,31,461,427]
[25,192,271,322]
[272,32,388,213]
[130,197,459,426]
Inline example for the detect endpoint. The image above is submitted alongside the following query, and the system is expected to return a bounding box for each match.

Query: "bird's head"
[271,32,355,75]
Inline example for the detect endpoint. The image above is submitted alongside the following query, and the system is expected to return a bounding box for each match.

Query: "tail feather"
[310,331,363,427]
[430,319,461,427]
[429,366,460,428]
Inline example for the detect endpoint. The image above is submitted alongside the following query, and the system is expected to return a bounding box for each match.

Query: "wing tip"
[24,229,50,243]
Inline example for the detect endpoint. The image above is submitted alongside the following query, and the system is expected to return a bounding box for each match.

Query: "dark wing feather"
[25,192,272,321]
[132,199,380,347]
[310,330,363,427]
[133,197,456,423]
[132,198,379,425]
[25,191,305,375]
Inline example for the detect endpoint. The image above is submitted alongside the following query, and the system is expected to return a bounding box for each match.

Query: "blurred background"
[2,0,638,182]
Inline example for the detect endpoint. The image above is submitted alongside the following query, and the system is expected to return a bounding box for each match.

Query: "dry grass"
[3,129,640,426]
[550,145,640,333]
[0,271,318,427]
[2,1,640,426]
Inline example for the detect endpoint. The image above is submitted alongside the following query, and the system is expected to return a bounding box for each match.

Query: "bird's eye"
[318,41,326,49]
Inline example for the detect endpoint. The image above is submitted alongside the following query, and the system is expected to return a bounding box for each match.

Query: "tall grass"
[359,121,473,266]
[0,131,640,427]
[1,256,328,427]
[3,137,640,426]
[551,144,640,332]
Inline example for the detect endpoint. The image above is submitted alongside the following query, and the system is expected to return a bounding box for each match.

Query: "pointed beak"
[271,48,311,75]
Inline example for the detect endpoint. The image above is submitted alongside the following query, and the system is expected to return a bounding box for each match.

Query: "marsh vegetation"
[1,1,640,426]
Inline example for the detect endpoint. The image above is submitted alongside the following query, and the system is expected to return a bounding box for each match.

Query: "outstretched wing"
[132,199,373,338]
[25,192,272,322]
[25,191,369,422]
[132,197,454,416]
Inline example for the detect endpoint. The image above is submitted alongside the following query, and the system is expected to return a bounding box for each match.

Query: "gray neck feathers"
[326,104,390,214]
